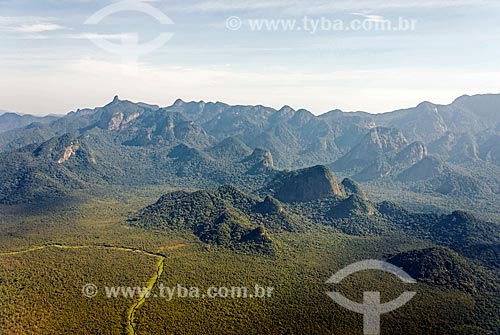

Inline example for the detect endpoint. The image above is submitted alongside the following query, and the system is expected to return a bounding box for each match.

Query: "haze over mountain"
[0,112,60,133]
[1,93,500,212]
[1,93,500,334]
[3,0,500,332]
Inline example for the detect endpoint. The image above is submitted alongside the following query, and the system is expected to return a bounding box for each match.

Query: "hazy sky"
[1,0,500,115]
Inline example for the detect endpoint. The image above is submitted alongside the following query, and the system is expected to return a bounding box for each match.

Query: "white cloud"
[172,0,287,13]
[63,33,136,40]
[16,23,66,33]
[0,16,66,33]
[350,13,387,23]
[173,0,497,14]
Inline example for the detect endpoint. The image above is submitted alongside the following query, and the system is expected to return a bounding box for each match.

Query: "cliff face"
[242,148,275,174]
[394,141,428,166]
[267,165,345,202]
[244,148,274,167]
[397,156,445,182]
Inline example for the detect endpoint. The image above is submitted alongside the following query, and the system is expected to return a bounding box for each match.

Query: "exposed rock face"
[329,194,376,219]
[249,148,273,167]
[173,120,207,141]
[381,101,449,143]
[97,97,155,132]
[33,133,81,163]
[355,127,408,158]
[255,195,284,214]
[397,156,445,182]
[367,127,409,152]
[267,165,345,202]
[428,131,455,156]
[57,144,80,164]
[332,127,409,172]
[0,133,101,203]
[394,141,428,166]
[242,148,274,173]
[107,112,124,131]
[352,141,428,181]
[106,111,141,131]
[240,226,270,243]
[122,111,211,147]
[341,178,366,198]
[452,133,480,162]
[173,98,185,107]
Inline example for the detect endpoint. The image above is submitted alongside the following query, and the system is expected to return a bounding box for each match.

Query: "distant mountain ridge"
[3,94,500,165]
[2,95,500,334]
[1,94,500,208]
[0,112,60,133]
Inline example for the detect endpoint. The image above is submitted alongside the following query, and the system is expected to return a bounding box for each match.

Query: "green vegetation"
[0,246,159,334]
[0,186,498,334]
[1,95,500,333]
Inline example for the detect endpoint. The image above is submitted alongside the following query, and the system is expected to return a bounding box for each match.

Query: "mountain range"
[1,94,500,334]
[1,94,500,216]
[130,167,499,274]
[0,111,60,134]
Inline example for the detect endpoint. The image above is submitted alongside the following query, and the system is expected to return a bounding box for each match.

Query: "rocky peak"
[252,148,274,168]
[242,148,274,173]
[34,133,79,161]
[267,165,346,202]
[394,141,428,166]
[368,127,408,152]
[332,127,409,172]
[103,95,122,108]
[240,226,269,243]
[255,195,284,214]
[329,194,376,218]
[341,178,366,198]
[57,144,80,164]
[173,98,186,107]
[397,156,445,182]
[289,109,314,127]
[279,105,295,114]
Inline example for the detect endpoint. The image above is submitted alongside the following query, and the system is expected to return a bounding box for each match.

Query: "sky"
[1,0,500,116]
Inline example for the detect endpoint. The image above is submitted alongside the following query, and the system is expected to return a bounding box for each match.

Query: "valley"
[1,95,499,334]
